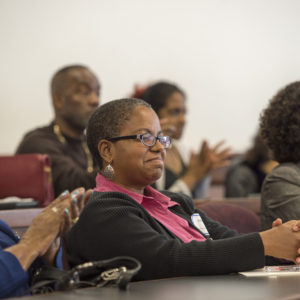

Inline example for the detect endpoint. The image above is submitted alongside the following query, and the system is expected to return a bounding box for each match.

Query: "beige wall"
[1,0,300,154]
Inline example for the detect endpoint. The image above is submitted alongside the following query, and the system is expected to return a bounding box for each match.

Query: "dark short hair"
[140,81,185,114]
[260,81,300,163]
[87,98,151,168]
[50,64,96,96]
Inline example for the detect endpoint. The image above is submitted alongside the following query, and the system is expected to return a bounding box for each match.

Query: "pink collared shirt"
[94,173,205,243]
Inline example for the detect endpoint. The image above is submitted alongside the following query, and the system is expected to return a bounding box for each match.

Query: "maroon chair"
[0,154,54,207]
[195,202,260,233]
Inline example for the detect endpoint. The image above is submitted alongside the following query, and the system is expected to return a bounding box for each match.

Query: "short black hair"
[140,81,185,114]
[50,64,93,96]
[87,98,151,168]
[260,81,300,163]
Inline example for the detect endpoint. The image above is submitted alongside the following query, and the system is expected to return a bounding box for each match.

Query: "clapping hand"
[42,188,92,265]
[194,140,232,174]
[182,140,231,189]
[5,188,92,270]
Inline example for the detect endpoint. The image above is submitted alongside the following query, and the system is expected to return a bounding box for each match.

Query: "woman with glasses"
[66,98,300,280]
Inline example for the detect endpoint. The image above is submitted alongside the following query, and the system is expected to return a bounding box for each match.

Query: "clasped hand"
[261,218,300,264]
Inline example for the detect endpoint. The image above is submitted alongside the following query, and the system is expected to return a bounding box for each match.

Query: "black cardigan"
[66,190,265,280]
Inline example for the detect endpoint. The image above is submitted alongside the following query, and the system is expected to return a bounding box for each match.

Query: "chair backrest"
[194,197,261,216]
[0,154,54,207]
[195,201,261,233]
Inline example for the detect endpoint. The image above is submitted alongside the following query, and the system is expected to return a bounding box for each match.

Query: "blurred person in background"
[138,81,231,198]
[16,65,101,197]
[225,131,277,198]
[260,81,300,230]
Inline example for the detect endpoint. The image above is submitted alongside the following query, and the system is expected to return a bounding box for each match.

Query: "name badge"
[191,213,211,239]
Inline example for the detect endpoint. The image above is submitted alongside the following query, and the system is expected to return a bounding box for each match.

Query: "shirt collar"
[94,173,178,208]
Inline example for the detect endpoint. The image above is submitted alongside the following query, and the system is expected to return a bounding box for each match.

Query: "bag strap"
[74,256,141,290]
[27,256,141,295]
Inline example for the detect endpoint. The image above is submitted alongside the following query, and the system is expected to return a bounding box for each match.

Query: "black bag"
[29,256,141,294]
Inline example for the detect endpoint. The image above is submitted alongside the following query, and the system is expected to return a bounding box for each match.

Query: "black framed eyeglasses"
[106,133,172,149]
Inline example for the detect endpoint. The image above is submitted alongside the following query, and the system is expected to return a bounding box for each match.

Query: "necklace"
[53,124,94,173]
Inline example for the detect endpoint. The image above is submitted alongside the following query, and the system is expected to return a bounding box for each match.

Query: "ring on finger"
[51,207,58,213]
[72,216,79,224]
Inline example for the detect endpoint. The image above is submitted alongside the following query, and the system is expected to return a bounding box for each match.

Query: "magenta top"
[94,173,205,243]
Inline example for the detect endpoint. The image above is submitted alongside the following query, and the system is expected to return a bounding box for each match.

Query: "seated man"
[16,65,101,196]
